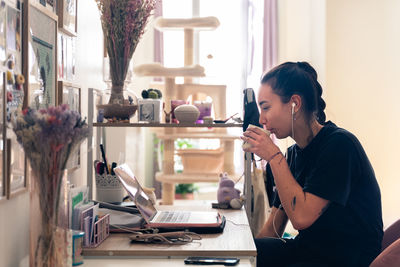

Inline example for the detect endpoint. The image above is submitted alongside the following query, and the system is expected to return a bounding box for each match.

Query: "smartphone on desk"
[184,257,240,266]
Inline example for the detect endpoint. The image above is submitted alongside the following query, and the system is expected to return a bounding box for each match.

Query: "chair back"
[369,219,400,267]
[382,219,400,251]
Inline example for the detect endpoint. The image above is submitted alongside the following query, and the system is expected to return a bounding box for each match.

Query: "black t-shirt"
[270,121,383,265]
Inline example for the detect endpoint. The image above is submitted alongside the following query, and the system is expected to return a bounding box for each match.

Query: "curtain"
[263,0,278,73]
[247,0,278,78]
[153,0,164,66]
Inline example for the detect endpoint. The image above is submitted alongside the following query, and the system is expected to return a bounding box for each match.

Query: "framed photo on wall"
[0,3,7,63]
[57,81,81,169]
[0,72,5,200]
[2,3,22,74]
[57,0,77,36]
[6,5,21,53]
[27,2,58,109]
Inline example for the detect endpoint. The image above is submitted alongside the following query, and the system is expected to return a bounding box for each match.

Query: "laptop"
[114,164,225,231]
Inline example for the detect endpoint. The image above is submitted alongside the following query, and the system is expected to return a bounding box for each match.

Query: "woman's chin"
[273,133,286,140]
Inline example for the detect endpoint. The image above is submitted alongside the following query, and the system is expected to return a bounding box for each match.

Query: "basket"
[177,147,224,174]
[80,205,110,248]
[95,173,125,203]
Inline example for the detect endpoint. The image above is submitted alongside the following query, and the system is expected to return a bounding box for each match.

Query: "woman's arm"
[243,128,330,230]
[256,207,288,238]
[268,155,330,230]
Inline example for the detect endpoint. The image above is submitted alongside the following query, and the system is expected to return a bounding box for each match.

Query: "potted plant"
[175,183,198,200]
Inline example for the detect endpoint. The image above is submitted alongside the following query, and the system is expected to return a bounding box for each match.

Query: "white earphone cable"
[291,105,295,140]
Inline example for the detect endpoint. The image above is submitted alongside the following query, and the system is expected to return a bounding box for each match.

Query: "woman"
[242,62,383,266]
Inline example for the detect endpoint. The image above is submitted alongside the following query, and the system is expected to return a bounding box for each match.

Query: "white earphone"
[291,102,296,115]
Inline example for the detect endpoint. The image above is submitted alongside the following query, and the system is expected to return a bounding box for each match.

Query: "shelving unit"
[87,89,243,202]
[133,16,245,205]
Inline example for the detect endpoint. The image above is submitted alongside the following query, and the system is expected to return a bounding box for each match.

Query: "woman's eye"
[262,106,270,111]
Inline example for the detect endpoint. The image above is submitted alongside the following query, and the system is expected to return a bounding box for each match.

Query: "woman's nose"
[259,116,266,126]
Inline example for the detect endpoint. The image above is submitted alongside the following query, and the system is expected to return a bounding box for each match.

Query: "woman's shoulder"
[322,121,362,149]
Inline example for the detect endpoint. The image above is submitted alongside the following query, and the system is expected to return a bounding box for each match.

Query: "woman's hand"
[241,127,280,160]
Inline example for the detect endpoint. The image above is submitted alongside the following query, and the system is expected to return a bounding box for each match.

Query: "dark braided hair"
[261,61,326,124]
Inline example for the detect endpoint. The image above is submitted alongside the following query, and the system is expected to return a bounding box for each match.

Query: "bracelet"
[267,151,283,162]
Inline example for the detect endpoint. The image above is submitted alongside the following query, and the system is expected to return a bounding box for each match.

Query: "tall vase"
[103,56,133,105]
[30,170,69,267]
[109,84,125,104]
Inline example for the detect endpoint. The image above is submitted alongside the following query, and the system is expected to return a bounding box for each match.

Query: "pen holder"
[95,173,125,203]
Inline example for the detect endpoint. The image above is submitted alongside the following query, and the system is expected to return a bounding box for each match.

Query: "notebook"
[114,164,225,232]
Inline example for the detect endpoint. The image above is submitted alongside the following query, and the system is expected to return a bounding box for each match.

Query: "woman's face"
[258,83,293,139]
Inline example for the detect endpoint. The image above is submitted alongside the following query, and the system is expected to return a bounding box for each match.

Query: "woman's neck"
[293,119,323,149]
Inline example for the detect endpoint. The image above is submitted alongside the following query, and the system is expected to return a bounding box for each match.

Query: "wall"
[276,0,326,151]
[278,0,399,227]
[0,1,112,265]
[0,193,29,267]
[326,0,400,226]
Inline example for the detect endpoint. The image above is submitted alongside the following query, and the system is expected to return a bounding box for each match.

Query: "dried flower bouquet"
[12,105,89,266]
[96,0,157,104]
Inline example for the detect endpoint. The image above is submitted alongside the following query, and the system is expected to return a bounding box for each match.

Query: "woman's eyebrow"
[259,100,269,106]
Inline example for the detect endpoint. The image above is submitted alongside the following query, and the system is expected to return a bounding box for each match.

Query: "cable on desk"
[226,219,249,227]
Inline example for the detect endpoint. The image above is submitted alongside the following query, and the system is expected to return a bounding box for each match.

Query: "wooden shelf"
[156,132,240,140]
[154,17,220,31]
[155,172,243,184]
[134,63,205,77]
[93,122,243,128]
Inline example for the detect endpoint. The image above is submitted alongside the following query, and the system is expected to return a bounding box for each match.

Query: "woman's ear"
[290,94,301,113]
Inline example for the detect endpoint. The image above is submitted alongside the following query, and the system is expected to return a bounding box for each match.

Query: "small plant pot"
[175,193,194,200]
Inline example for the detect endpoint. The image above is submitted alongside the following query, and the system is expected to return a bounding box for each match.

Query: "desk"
[83,201,257,266]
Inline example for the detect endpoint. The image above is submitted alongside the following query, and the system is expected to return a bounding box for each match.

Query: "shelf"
[134,63,205,77]
[156,132,240,140]
[93,122,243,128]
[154,17,220,31]
[155,172,242,184]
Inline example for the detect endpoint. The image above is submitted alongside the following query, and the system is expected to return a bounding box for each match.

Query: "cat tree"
[134,16,240,205]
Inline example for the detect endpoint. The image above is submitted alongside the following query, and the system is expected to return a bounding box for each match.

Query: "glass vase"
[30,170,69,267]
[96,88,138,123]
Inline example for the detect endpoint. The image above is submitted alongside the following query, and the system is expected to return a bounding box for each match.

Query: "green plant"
[175,183,198,194]
[175,138,193,149]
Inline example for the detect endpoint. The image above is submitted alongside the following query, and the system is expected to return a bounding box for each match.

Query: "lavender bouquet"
[95,0,157,104]
[12,105,89,267]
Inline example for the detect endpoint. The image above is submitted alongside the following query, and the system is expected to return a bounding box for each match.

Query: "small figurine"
[217,172,244,209]
[164,109,172,123]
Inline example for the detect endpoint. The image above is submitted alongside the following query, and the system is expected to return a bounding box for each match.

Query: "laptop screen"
[114,164,157,222]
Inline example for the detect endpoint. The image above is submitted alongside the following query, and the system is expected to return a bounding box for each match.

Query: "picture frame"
[2,3,22,74]
[0,3,7,63]
[57,81,81,170]
[0,72,5,200]
[0,70,27,200]
[57,80,80,111]
[57,0,78,37]
[36,0,57,14]
[6,5,21,53]
[57,33,76,81]
[27,2,58,109]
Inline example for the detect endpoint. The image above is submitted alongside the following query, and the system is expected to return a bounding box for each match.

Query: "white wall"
[326,0,400,226]
[278,0,326,86]
[0,193,30,267]
[0,1,114,265]
[278,0,400,227]
[276,0,326,151]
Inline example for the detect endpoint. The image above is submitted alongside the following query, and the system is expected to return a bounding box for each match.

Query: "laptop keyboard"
[155,211,190,223]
